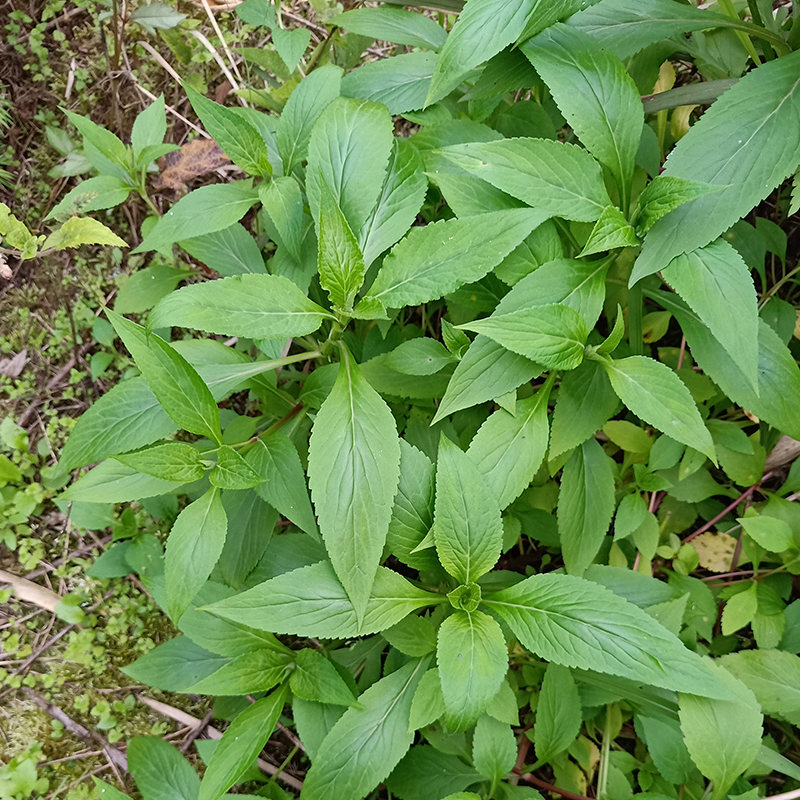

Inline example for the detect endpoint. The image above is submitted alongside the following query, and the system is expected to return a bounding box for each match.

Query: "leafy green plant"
[54,0,800,798]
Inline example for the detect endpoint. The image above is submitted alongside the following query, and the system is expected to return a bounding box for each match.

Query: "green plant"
[53,0,800,798]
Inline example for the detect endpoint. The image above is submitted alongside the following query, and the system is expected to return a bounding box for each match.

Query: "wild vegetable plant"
[55,0,800,798]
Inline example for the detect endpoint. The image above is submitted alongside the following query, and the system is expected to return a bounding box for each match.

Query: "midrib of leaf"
[336,658,426,769]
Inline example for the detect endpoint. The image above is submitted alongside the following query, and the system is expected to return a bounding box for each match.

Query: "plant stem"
[627,281,643,355]
[596,705,613,800]
[717,0,762,63]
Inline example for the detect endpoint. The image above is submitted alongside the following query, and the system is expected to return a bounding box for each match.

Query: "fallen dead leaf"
[0,349,27,378]
[690,531,738,572]
[153,138,231,191]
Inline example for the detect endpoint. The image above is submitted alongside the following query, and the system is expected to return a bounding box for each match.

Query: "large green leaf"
[522,23,643,211]
[58,377,176,472]
[557,437,616,576]
[317,174,365,311]
[663,296,800,441]
[199,685,288,800]
[438,139,611,222]
[661,239,758,390]
[246,434,318,537]
[206,561,440,638]
[185,85,271,178]
[259,177,304,262]
[307,97,394,237]
[134,182,260,253]
[433,336,540,422]
[679,664,763,800]
[290,648,358,706]
[301,657,431,800]
[467,382,551,509]
[534,663,582,764]
[364,208,550,309]
[341,52,437,115]
[60,459,183,503]
[434,436,503,585]
[307,348,401,623]
[187,648,289,695]
[632,50,800,281]
[165,487,227,621]
[549,360,618,458]
[462,303,589,371]
[386,440,438,572]
[332,7,447,50]
[719,649,800,718]
[567,0,777,59]
[599,355,715,461]
[437,609,508,731]
[128,737,200,800]
[114,442,204,483]
[180,223,266,277]
[107,310,221,443]
[148,274,332,340]
[483,573,729,698]
[277,64,342,176]
[359,138,427,268]
[426,0,595,104]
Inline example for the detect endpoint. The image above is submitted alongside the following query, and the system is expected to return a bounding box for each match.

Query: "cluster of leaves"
[45,0,800,798]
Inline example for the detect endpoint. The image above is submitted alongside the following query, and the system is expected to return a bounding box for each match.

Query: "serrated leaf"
[341,52,436,115]
[737,514,793,553]
[567,0,764,59]
[633,50,800,281]
[409,669,446,731]
[165,488,227,621]
[148,274,332,339]
[579,206,638,257]
[426,0,597,104]
[600,355,715,461]
[60,459,183,503]
[719,649,800,717]
[199,685,288,800]
[386,440,438,572]
[522,23,643,211]
[301,657,431,800]
[386,338,455,377]
[661,238,758,390]
[307,97,394,238]
[482,572,729,699]
[128,737,199,800]
[307,347,401,623]
[434,436,503,584]
[114,442,204,483]
[115,265,192,314]
[558,437,616,575]
[679,663,763,800]
[180,222,266,277]
[134,182,260,253]
[246,434,318,537]
[365,208,550,308]
[461,303,589,371]
[290,648,357,706]
[472,714,516,786]
[64,109,129,172]
[206,561,439,638]
[467,382,551,509]
[44,216,128,250]
[438,138,611,222]
[383,614,438,657]
[259,177,303,262]
[437,610,508,732]
[277,64,342,176]
[47,174,134,219]
[58,377,177,471]
[185,85,271,178]
[358,138,427,268]
[210,445,263,490]
[107,310,221,443]
[332,7,447,50]
[132,95,167,161]
[534,663,582,764]
[272,26,311,72]
[550,360,618,458]
[317,174,365,311]
[635,176,725,235]
[187,648,289,694]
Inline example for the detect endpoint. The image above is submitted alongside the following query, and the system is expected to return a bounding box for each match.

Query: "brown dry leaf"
[153,139,231,191]
[0,350,27,378]
[690,531,737,572]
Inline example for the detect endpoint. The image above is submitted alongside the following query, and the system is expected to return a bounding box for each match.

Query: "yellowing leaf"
[44,216,128,250]
[690,531,737,572]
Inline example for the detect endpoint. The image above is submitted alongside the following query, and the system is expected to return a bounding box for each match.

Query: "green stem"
[758,264,800,309]
[628,281,644,355]
[596,706,614,800]
[717,0,762,64]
